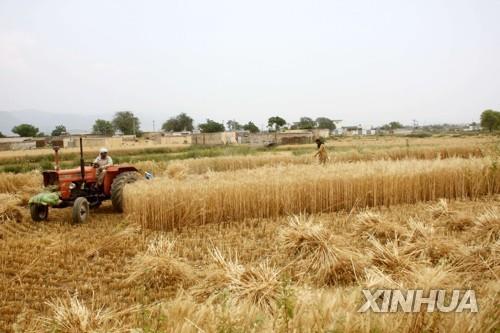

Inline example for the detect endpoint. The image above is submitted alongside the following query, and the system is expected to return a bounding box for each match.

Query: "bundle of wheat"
[0,193,24,223]
[201,248,281,313]
[368,237,417,276]
[125,158,500,230]
[471,208,500,244]
[33,293,138,333]
[442,212,475,231]
[426,198,454,218]
[85,225,141,259]
[353,211,405,242]
[126,236,194,288]
[279,215,366,285]
[0,171,41,194]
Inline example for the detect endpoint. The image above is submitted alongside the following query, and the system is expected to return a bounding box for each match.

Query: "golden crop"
[125,157,500,230]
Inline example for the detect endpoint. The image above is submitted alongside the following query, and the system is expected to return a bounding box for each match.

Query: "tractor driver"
[93,147,113,186]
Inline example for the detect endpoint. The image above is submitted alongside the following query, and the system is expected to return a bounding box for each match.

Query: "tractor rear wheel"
[72,197,89,224]
[111,171,140,212]
[30,204,48,222]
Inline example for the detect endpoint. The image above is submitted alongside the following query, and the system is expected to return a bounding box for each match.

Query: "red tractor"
[30,138,141,224]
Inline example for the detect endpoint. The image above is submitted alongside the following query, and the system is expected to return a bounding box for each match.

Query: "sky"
[0,0,499,131]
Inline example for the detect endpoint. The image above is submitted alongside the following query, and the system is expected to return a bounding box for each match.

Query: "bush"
[405,132,432,138]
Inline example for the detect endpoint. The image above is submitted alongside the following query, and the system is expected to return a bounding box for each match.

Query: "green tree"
[92,119,115,136]
[389,121,403,129]
[226,120,242,131]
[243,121,260,133]
[199,119,225,133]
[381,121,404,130]
[480,110,500,132]
[267,116,286,131]
[51,125,67,136]
[112,111,140,135]
[0,132,5,138]
[315,117,336,130]
[162,113,194,132]
[297,117,315,129]
[12,123,39,137]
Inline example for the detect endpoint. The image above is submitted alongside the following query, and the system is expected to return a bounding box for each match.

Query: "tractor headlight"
[69,182,76,190]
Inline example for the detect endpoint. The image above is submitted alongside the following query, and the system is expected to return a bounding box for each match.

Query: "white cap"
[99,147,108,153]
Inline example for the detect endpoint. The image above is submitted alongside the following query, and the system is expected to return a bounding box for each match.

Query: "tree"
[297,117,315,129]
[243,121,260,133]
[315,117,336,130]
[112,111,140,135]
[162,113,194,132]
[92,119,115,136]
[267,116,286,131]
[12,124,39,137]
[389,121,403,129]
[199,119,225,133]
[51,125,67,136]
[0,132,5,138]
[226,120,242,131]
[480,110,500,132]
[381,121,404,130]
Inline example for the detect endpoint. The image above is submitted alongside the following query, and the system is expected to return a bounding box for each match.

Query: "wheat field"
[0,137,499,332]
[132,144,484,176]
[125,157,500,230]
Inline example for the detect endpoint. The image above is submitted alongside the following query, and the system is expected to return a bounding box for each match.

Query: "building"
[311,128,331,139]
[342,126,363,136]
[155,132,192,145]
[278,130,314,144]
[192,132,238,145]
[0,137,36,151]
[66,136,123,148]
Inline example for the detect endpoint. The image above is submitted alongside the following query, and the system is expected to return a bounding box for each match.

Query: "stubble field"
[0,135,498,332]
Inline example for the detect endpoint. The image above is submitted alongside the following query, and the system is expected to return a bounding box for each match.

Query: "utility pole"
[153,120,155,132]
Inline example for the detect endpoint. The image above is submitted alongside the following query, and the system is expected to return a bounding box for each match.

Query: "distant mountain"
[0,110,111,136]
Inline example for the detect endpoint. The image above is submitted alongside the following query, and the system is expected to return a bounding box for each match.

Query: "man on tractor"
[93,147,113,186]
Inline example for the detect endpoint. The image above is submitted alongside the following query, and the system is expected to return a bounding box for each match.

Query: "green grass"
[0,145,278,173]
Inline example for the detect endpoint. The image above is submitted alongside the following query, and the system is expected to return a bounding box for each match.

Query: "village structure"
[0,121,482,151]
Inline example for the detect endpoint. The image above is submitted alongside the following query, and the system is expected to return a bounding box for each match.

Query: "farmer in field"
[93,147,113,186]
[314,138,329,165]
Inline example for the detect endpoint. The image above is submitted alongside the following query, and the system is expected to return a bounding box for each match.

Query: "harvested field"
[0,198,498,332]
[125,157,500,230]
[0,137,499,332]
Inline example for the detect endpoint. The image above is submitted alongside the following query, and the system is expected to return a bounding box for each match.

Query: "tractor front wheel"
[30,204,48,222]
[72,197,89,224]
[111,171,140,212]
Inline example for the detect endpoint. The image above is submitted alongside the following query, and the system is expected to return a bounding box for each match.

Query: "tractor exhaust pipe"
[53,146,60,170]
[79,137,85,182]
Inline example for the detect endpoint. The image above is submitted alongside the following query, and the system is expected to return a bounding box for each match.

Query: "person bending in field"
[314,138,329,165]
[93,147,113,186]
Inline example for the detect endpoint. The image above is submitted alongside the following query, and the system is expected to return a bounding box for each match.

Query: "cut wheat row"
[136,145,484,176]
[124,157,500,230]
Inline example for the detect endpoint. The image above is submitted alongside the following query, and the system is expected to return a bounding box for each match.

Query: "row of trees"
[3,114,342,137]
[4,112,141,137]
[161,114,337,133]
[5,123,66,137]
